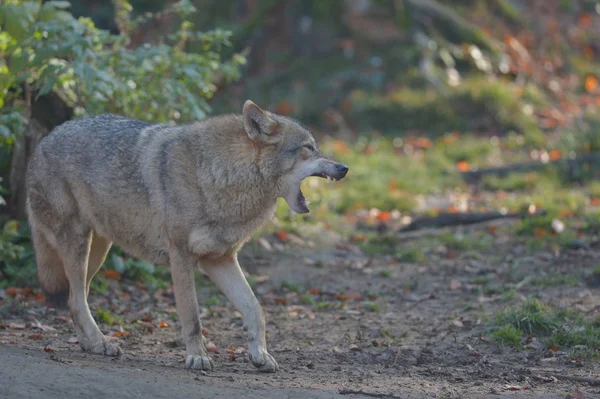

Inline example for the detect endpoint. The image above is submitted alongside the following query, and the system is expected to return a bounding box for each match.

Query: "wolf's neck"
[195,122,280,220]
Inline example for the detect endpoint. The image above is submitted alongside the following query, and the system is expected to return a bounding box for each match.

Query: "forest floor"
[1,218,599,398]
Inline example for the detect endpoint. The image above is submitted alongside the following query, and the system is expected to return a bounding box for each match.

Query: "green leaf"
[44,1,72,10]
[0,125,11,138]
[110,254,125,273]
[37,76,58,97]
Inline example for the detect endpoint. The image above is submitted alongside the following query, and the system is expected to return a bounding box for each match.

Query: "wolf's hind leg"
[86,234,112,296]
[169,248,213,370]
[201,254,279,373]
[60,225,121,357]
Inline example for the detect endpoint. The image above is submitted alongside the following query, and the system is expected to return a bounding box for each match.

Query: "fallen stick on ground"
[460,153,600,183]
[339,389,404,398]
[400,210,545,232]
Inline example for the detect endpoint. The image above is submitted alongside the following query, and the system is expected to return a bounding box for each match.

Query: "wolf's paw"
[81,337,123,357]
[249,349,279,373]
[185,355,214,371]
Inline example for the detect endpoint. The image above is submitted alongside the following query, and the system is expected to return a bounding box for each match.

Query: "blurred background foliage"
[2,0,600,287]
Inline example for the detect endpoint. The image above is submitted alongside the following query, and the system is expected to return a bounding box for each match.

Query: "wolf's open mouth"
[292,173,340,214]
[310,172,338,182]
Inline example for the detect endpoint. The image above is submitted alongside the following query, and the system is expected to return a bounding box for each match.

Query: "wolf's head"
[242,100,348,214]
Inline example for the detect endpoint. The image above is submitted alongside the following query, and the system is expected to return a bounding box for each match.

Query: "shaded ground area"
[1,221,599,398]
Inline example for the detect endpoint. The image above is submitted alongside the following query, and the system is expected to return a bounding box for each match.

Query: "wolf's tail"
[30,223,69,308]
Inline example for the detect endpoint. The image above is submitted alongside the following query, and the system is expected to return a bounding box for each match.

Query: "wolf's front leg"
[201,254,279,372]
[169,248,214,371]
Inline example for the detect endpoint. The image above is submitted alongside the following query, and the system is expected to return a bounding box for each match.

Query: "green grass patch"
[95,308,122,325]
[492,325,524,348]
[350,77,544,144]
[529,273,580,287]
[395,247,425,263]
[490,299,600,359]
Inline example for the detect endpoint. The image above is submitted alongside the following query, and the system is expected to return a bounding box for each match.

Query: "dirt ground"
[1,221,599,399]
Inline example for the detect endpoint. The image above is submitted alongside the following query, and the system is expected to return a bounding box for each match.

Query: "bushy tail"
[30,226,69,308]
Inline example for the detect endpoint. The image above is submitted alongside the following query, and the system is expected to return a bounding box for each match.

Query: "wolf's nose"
[336,164,349,176]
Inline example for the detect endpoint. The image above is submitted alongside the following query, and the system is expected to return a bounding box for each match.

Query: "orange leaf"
[447,205,460,214]
[579,13,592,28]
[335,294,350,301]
[388,178,398,192]
[376,211,391,221]
[274,230,288,242]
[592,198,600,206]
[349,234,366,242]
[308,289,321,295]
[585,75,598,93]
[533,228,546,238]
[584,46,595,58]
[456,161,470,172]
[6,287,21,296]
[334,140,350,154]
[105,269,121,279]
[158,321,169,328]
[559,209,573,218]
[112,331,130,338]
[273,297,288,305]
[141,316,152,322]
[29,333,44,340]
[275,101,293,116]
[414,137,432,150]
[550,345,560,351]
[487,226,497,234]
[548,149,561,161]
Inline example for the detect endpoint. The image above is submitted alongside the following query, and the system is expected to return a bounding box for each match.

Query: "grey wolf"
[25,100,348,372]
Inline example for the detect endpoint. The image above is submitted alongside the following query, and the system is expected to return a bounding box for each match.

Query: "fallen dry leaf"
[456,161,470,172]
[112,331,130,338]
[105,269,121,279]
[504,384,528,391]
[32,319,56,332]
[585,75,598,93]
[206,342,220,353]
[273,297,288,305]
[349,344,361,352]
[8,323,26,330]
[449,279,462,290]
[67,337,79,344]
[274,230,288,242]
[29,333,44,340]
[536,375,558,383]
[158,321,169,328]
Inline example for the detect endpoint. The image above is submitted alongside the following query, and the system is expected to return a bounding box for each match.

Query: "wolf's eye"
[304,144,315,152]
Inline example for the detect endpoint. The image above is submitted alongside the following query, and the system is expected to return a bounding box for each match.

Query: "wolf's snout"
[336,164,349,177]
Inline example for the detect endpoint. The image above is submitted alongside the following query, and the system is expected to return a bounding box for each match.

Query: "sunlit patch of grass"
[350,77,544,145]
[482,173,537,192]
[529,272,580,287]
[436,231,492,252]
[362,302,382,313]
[492,325,524,348]
[96,308,123,325]
[490,299,600,359]
[395,247,425,263]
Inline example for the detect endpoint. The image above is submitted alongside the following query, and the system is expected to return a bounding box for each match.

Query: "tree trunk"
[8,119,48,220]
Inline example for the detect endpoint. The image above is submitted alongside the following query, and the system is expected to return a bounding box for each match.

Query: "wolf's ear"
[243,100,278,142]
